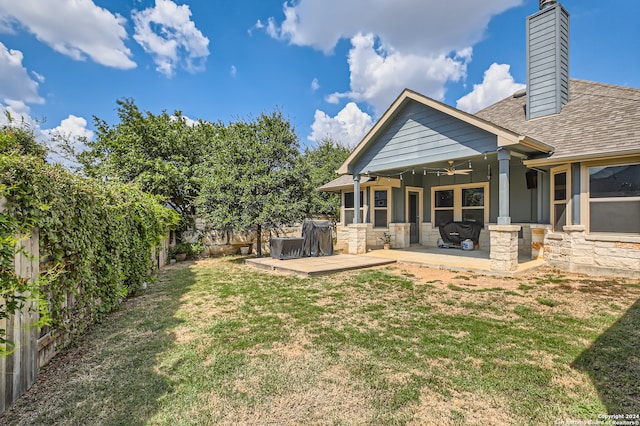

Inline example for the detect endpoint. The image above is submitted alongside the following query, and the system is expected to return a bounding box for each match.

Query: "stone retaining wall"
[181,217,305,256]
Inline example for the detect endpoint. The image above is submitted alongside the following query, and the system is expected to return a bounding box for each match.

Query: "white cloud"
[269,0,522,55]
[330,33,471,113]
[309,102,373,148]
[42,115,93,166]
[311,77,320,91]
[230,65,237,77]
[456,63,524,113]
[0,100,33,125]
[0,42,43,106]
[267,0,522,113]
[133,0,210,77]
[47,114,94,142]
[0,0,135,69]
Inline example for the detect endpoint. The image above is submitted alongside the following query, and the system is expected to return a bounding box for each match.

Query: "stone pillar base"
[488,224,521,272]
[348,223,368,254]
[421,222,435,247]
[530,224,551,259]
[389,223,410,248]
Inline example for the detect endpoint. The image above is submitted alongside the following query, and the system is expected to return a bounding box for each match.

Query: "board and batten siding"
[350,100,497,175]
[526,2,569,119]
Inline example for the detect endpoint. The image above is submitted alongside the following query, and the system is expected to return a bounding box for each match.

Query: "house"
[318,0,640,277]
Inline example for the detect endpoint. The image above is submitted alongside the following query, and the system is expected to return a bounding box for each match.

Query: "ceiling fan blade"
[453,169,473,174]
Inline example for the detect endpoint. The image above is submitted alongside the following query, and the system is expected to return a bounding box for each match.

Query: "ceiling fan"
[427,160,473,176]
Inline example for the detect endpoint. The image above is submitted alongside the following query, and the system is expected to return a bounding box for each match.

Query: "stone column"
[530,224,551,259]
[390,223,411,248]
[421,222,434,247]
[348,223,368,254]
[488,224,521,272]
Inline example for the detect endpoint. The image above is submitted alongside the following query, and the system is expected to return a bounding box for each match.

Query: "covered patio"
[318,89,554,274]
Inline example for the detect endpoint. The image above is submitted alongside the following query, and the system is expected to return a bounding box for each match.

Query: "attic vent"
[539,0,557,9]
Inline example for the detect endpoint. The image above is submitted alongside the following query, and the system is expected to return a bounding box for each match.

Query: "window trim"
[550,164,571,232]
[372,188,391,229]
[581,158,640,235]
[431,182,489,227]
[342,190,367,225]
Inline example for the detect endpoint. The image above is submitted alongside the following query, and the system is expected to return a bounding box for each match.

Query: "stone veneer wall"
[182,217,304,256]
[544,225,640,278]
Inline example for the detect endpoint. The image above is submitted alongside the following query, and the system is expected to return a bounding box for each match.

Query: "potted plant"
[171,243,189,261]
[382,232,392,250]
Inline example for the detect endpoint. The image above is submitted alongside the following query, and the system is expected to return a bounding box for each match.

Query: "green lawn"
[1,257,638,425]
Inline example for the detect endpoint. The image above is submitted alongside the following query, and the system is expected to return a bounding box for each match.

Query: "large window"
[373,190,388,228]
[432,183,488,227]
[343,191,364,225]
[551,165,570,232]
[588,163,640,233]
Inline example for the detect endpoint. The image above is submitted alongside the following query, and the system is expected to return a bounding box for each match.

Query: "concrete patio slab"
[364,246,546,275]
[245,254,396,277]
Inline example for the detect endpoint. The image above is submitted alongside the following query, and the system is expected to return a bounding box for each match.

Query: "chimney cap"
[539,0,557,9]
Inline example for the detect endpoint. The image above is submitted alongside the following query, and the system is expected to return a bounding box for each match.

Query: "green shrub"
[0,154,179,353]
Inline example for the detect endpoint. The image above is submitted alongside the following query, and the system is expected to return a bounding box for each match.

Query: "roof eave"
[524,149,640,167]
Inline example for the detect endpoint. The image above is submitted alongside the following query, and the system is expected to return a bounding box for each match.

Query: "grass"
[1,258,638,425]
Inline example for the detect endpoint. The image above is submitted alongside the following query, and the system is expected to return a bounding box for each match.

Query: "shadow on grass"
[0,263,197,426]
[572,299,640,414]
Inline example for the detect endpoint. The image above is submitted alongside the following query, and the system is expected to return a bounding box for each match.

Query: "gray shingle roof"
[475,79,640,162]
[317,175,375,192]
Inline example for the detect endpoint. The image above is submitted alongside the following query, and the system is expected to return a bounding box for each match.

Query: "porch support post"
[353,175,360,224]
[348,224,368,254]
[488,224,521,272]
[497,148,511,225]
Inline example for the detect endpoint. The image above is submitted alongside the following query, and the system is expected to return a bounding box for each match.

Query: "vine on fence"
[0,154,180,354]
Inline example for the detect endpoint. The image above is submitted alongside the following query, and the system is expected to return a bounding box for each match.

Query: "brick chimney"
[526,1,569,119]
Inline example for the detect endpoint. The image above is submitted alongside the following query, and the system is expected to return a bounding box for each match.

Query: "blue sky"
[1,0,639,161]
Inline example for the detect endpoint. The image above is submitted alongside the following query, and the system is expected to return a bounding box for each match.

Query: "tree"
[77,98,217,222]
[302,138,350,218]
[0,112,48,159]
[195,110,307,256]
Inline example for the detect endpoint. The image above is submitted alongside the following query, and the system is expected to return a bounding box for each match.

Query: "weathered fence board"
[0,226,39,413]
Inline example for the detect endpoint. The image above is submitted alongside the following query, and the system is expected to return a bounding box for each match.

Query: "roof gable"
[338,89,551,175]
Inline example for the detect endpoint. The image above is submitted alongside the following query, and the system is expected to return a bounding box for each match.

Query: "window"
[373,190,388,228]
[462,187,485,223]
[343,191,364,225]
[588,163,640,233]
[432,183,489,227]
[551,165,570,232]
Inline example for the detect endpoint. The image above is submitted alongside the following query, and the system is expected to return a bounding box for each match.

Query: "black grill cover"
[270,237,304,259]
[439,221,482,246]
[302,219,334,257]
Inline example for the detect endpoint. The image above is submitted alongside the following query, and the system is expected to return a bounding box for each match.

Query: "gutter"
[524,149,640,167]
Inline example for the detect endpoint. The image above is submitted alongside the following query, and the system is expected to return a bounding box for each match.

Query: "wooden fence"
[1,196,170,412]
[0,227,40,413]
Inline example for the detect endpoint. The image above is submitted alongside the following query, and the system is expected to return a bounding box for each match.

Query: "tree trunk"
[256,224,262,257]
